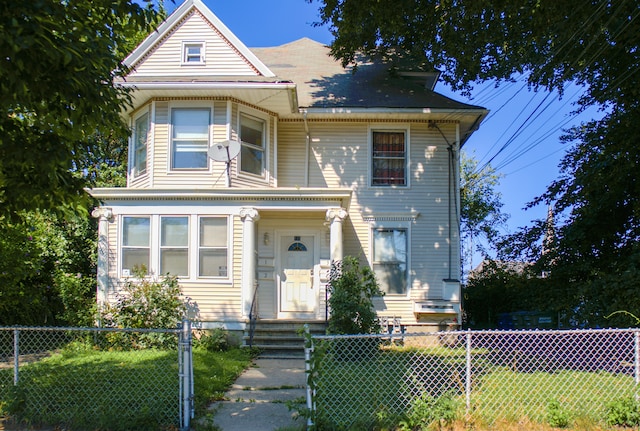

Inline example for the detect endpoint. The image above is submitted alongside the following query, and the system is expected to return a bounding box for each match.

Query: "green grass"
[311,345,637,430]
[0,343,253,430]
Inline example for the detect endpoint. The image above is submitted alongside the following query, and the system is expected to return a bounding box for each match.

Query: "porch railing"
[248,281,259,348]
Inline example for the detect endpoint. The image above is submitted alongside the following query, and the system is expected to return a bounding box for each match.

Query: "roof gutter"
[118,81,297,91]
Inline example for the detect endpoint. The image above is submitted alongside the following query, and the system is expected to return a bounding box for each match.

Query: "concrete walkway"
[207,358,308,431]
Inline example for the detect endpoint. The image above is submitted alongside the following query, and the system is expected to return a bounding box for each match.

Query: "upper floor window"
[182,41,205,65]
[171,108,210,170]
[160,216,189,277]
[239,113,265,176]
[122,216,150,276]
[373,228,408,294]
[132,112,149,177]
[371,130,407,186]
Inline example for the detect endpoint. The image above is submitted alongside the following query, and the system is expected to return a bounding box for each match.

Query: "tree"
[311,0,640,326]
[460,151,508,276]
[0,0,159,219]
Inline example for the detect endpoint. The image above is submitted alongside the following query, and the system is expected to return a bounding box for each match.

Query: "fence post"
[465,329,472,413]
[635,330,639,387]
[179,320,193,431]
[13,329,19,385]
[304,324,314,429]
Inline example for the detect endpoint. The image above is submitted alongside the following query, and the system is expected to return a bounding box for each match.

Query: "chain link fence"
[0,323,193,431]
[306,328,639,429]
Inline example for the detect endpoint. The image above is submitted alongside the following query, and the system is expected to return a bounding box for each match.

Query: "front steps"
[244,320,327,358]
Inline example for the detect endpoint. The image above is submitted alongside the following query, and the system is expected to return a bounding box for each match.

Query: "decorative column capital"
[91,207,113,221]
[326,208,348,223]
[240,207,260,222]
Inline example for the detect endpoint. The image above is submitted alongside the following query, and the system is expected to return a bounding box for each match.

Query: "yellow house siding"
[129,10,258,77]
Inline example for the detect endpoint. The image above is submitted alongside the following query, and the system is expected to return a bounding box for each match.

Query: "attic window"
[182,41,205,65]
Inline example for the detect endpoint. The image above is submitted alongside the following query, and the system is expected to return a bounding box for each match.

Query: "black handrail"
[248,281,259,348]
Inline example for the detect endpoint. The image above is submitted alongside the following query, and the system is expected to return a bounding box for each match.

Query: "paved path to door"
[208,357,307,431]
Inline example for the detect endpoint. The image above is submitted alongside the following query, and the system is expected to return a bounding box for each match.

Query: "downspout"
[303,110,310,187]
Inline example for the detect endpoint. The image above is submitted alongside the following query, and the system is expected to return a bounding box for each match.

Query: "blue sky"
[178,1,601,256]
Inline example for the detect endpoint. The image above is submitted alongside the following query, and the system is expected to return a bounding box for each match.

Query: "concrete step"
[244,320,326,352]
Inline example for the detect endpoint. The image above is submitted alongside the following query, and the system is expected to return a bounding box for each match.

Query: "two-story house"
[90,0,487,339]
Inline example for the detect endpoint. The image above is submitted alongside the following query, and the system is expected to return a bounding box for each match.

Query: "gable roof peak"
[123,0,274,77]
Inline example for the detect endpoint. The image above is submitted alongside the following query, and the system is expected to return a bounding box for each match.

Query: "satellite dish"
[208,140,241,186]
[208,140,241,162]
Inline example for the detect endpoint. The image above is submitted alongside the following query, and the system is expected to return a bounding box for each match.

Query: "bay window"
[199,217,228,277]
[171,108,210,169]
[122,216,150,276]
[133,112,148,176]
[160,217,189,276]
[239,113,265,176]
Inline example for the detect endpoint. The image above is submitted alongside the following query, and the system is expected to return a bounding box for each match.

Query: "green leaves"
[0,0,158,219]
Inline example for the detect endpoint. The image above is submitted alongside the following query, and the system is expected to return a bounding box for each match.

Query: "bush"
[194,328,230,352]
[605,397,640,427]
[546,399,571,428]
[399,392,458,431]
[100,270,196,348]
[327,256,383,335]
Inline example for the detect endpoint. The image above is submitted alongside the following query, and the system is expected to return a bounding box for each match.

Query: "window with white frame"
[372,228,408,294]
[122,216,150,276]
[371,130,407,186]
[182,42,205,64]
[171,108,210,170]
[132,112,149,176]
[198,217,228,277]
[160,216,189,277]
[239,113,265,176]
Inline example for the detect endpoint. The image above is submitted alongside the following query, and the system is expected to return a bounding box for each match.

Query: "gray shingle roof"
[251,38,484,111]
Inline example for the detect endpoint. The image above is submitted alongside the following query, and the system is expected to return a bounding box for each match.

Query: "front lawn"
[0,343,253,430]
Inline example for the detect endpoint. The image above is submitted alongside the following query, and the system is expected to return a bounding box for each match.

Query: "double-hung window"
[160,217,189,277]
[171,108,210,170]
[372,130,407,186]
[199,217,228,277]
[239,113,265,176]
[182,42,205,64]
[122,216,150,276]
[133,112,149,176]
[373,228,408,294]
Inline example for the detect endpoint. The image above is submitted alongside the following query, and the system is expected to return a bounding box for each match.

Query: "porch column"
[326,208,348,262]
[240,207,260,317]
[91,207,113,310]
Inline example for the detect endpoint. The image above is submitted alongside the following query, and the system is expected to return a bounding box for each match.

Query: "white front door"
[280,235,315,316]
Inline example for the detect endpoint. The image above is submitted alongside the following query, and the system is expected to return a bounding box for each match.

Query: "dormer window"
[182,41,205,65]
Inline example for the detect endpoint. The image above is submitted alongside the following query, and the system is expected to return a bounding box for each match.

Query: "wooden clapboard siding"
[107,215,119,291]
[130,10,257,77]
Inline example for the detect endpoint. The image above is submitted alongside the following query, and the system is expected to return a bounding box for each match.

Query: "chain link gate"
[0,321,193,430]
[305,328,639,429]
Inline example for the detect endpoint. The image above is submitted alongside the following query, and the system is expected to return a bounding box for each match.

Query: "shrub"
[605,397,640,427]
[546,399,571,428]
[100,269,196,348]
[399,392,458,431]
[327,256,383,335]
[194,328,230,352]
